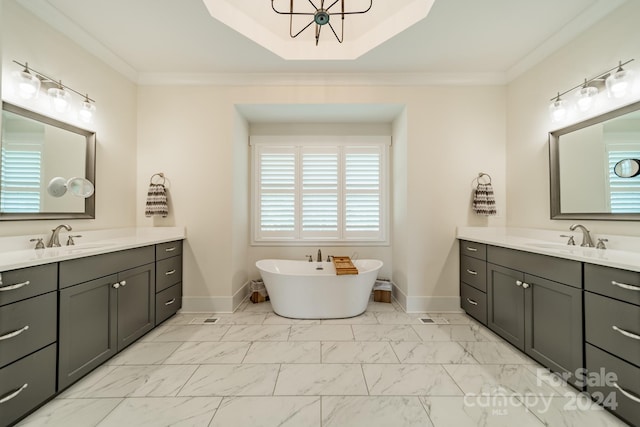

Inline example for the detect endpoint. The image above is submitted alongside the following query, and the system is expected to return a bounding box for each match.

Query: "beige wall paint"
[1,1,138,236]
[507,0,640,236]
[137,85,507,308]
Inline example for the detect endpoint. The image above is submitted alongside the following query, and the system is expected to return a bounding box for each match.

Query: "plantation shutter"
[0,147,41,213]
[344,146,381,239]
[301,148,339,239]
[252,136,389,244]
[257,146,296,238]
[608,149,640,213]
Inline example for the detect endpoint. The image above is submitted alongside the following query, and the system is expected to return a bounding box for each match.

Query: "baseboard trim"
[232,281,250,311]
[405,296,462,313]
[182,282,250,313]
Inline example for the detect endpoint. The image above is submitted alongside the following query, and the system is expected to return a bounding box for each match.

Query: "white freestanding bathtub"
[255,259,384,319]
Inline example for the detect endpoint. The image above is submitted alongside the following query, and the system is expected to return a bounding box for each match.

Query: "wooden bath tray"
[332,256,359,275]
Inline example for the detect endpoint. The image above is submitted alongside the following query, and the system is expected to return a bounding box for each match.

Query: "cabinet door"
[117,263,155,352]
[487,263,525,350]
[524,274,583,387]
[58,275,118,390]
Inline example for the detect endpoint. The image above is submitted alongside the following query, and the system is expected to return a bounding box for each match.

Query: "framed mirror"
[549,99,640,220]
[0,101,96,220]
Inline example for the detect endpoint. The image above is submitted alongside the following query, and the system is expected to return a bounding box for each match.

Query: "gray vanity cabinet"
[155,240,183,324]
[486,246,583,388]
[459,241,488,325]
[487,263,525,350]
[0,264,58,427]
[584,264,640,426]
[58,275,117,390]
[58,247,156,390]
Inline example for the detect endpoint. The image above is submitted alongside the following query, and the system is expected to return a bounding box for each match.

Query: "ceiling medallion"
[271,0,373,46]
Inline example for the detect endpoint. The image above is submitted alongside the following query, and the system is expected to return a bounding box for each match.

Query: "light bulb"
[79,97,96,123]
[48,86,71,113]
[13,68,41,99]
[549,97,568,123]
[606,67,634,99]
[575,85,598,112]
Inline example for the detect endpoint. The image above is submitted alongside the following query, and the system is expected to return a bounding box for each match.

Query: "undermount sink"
[526,242,572,249]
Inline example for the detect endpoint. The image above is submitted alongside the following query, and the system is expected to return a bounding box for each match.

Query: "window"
[607,146,640,213]
[251,136,389,244]
[0,145,42,213]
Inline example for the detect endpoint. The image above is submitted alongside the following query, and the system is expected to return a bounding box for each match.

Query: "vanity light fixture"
[13,63,41,100]
[549,93,568,123]
[271,0,372,46]
[79,95,96,123]
[12,60,96,121]
[48,82,72,113]
[575,80,598,112]
[549,59,635,123]
[606,61,635,99]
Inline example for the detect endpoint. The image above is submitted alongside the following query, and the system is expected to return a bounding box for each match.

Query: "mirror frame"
[0,101,96,221]
[549,99,640,221]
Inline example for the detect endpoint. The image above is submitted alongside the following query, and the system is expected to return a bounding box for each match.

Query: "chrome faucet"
[317,249,322,262]
[569,224,594,247]
[46,224,72,247]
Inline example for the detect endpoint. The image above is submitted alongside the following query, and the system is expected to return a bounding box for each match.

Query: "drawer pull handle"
[465,247,478,252]
[612,325,640,341]
[165,247,176,252]
[466,298,478,306]
[165,269,177,276]
[522,282,530,289]
[612,382,640,404]
[516,280,523,287]
[0,383,28,404]
[0,280,30,292]
[113,283,120,289]
[465,269,478,276]
[611,280,640,291]
[0,325,29,341]
[120,280,127,287]
[165,298,176,306]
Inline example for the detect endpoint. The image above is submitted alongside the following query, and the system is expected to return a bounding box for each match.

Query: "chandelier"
[271,0,373,46]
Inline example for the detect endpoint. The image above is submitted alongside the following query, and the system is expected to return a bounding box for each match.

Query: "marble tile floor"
[18,299,628,427]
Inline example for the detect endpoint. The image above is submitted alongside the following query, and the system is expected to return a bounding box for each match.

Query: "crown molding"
[506,0,627,81]
[16,0,139,82]
[136,72,507,87]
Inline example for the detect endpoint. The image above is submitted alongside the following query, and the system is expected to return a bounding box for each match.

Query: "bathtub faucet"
[317,249,322,262]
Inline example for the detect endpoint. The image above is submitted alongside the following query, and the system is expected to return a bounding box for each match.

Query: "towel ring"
[150,173,166,185]
[473,172,492,187]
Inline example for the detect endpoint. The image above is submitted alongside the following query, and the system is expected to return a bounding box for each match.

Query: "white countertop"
[0,227,186,271]
[457,227,640,273]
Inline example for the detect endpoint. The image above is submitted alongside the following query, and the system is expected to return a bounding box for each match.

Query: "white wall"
[1,0,138,236]
[137,85,507,311]
[506,0,640,236]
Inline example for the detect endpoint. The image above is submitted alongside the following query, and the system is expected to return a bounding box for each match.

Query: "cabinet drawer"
[460,256,486,292]
[60,246,155,288]
[585,263,640,307]
[459,240,486,260]
[0,263,57,307]
[585,292,640,365]
[156,283,182,325]
[156,240,183,261]
[487,246,581,288]
[586,343,640,427]
[461,282,486,325]
[0,344,56,427]
[156,256,182,292]
[0,292,57,369]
